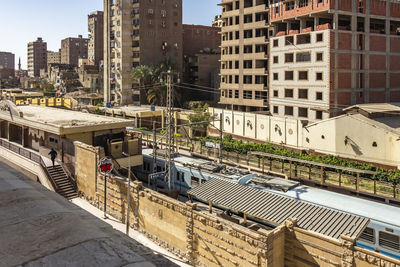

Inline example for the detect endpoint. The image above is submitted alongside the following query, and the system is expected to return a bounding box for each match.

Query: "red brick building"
[269,0,400,120]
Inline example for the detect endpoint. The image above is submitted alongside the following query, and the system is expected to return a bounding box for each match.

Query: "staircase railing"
[0,138,58,192]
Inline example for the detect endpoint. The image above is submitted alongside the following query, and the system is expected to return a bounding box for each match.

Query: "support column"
[185,201,197,265]
[131,181,142,230]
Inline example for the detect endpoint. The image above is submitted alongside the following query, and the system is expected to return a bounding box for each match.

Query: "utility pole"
[219,113,223,164]
[162,70,179,192]
[125,153,131,235]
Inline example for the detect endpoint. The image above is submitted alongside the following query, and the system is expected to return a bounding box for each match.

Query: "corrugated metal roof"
[188,179,369,240]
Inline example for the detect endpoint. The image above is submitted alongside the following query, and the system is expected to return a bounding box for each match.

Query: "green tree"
[188,103,214,131]
[43,83,55,94]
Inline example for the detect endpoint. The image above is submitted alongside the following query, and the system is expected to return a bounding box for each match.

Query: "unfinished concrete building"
[268,0,400,121]
[219,0,270,112]
[104,0,183,106]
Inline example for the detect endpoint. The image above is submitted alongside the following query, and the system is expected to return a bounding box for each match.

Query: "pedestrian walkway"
[71,198,191,267]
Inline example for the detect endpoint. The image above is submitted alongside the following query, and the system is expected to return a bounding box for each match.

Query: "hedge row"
[197,135,400,185]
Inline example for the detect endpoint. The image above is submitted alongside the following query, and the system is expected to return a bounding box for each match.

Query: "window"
[286,1,295,10]
[316,72,323,81]
[273,106,279,114]
[316,52,323,61]
[316,33,323,42]
[273,73,279,80]
[296,52,311,62]
[298,89,308,99]
[316,92,323,100]
[299,71,308,80]
[285,88,293,98]
[285,36,294,46]
[379,231,400,252]
[243,90,253,99]
[273,90,279,97]
[285,71,294,80]
[177,171,184,182]
[316,110,323,120]
[297,34,311,44]
[359,227,375,244]
[299,0,309,7]
[298,107,308,118]
[273,56,279,64]
[244,60,252,68]
[285,53,294,63]
[285,106,294,116]
[273,39,278,47]
[191,176,199,187]
[234,90,239,98]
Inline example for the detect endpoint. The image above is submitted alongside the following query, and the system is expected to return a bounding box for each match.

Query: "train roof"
[143,148,400,227]
[273,184,400,227]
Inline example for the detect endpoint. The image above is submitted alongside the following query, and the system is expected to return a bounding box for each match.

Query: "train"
[134,148,400,260]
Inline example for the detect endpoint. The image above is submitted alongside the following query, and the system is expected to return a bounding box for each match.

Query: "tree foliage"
[188,103,214,131]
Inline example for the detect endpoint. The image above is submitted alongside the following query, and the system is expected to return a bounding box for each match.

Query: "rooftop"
[344,103,400,117]
[0,103,134,135]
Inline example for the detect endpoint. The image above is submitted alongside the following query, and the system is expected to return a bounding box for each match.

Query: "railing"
[0,138,58,191]
[137,131,400,206]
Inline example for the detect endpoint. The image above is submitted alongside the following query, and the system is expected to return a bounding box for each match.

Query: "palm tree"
[131,65,155,104]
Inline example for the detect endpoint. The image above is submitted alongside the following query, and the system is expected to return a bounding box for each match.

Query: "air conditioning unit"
[110,141,123,158]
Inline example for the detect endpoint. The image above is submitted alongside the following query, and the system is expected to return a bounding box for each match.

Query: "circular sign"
[99,157,114,174]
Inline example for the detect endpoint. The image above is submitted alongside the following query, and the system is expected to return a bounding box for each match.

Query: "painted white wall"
[209,108,400,168]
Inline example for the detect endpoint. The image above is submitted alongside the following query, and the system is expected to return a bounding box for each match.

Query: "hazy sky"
[0,0,221,69]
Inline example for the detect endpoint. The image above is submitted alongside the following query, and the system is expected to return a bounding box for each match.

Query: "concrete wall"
[75,143,400,266]
[209,108,400,168]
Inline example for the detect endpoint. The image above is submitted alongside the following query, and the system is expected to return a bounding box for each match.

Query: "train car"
[136,149,400,260]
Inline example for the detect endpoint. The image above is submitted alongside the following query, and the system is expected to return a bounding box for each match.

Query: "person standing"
[48,148,58,167]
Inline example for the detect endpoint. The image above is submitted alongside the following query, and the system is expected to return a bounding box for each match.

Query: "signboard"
[205,141,220,149]
[99,157,114,174]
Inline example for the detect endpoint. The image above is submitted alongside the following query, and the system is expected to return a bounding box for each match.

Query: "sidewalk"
[71,198,191,267]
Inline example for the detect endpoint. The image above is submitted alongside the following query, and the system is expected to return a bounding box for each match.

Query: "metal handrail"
[0,138,59,191]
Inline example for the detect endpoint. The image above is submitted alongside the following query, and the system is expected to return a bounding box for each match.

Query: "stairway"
[46,165,78,200]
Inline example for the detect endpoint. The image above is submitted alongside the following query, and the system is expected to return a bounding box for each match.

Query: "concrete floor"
[0,160,183,267]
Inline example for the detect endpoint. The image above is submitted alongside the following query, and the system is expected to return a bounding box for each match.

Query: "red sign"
[99,157,114,174]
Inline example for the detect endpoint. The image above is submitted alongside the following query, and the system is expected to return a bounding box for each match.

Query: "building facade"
[47,50,61,64]
[27,38,47,77]
[212,14,223,27]
[268,0,400,121]
[0,52,15,79]
[0,52,15,70]
[103,0,183,106]
[219,0,270,112]
[61,35,89,66]
[88,11,104,66]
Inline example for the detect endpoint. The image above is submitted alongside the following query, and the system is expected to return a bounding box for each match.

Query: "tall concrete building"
[0,52,15,69]
[88,11,104,66]
[182,24,221,103]
[219,0,270,112]
[47,50,61,64]
[104,0,183,105]
[61,35,89,66]
[268,0,400,121]
[27,38,47,77]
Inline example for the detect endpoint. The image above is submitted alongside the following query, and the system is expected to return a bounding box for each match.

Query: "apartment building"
[0,51,15,69]
[212,14,224,27]
[88,11,104,66]
[219,0,270,112]
[104,0,183,106]
[27,38,47,77]
[268,0,400,121]
[47,50,61,64]
[61,35,89,66]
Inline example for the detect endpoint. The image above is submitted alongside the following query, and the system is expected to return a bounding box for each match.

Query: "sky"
[0,0,221,69]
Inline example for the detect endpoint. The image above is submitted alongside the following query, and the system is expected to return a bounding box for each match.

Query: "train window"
[156,166,162,172]
[359,227,375,244]
[379,231,400,252]
[191,176,199,187]
[177,171,184,182]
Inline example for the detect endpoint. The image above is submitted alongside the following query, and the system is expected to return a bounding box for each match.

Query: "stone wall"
[75,143,400,267]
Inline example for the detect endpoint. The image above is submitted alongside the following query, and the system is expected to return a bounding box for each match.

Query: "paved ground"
[0,160,184,267]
